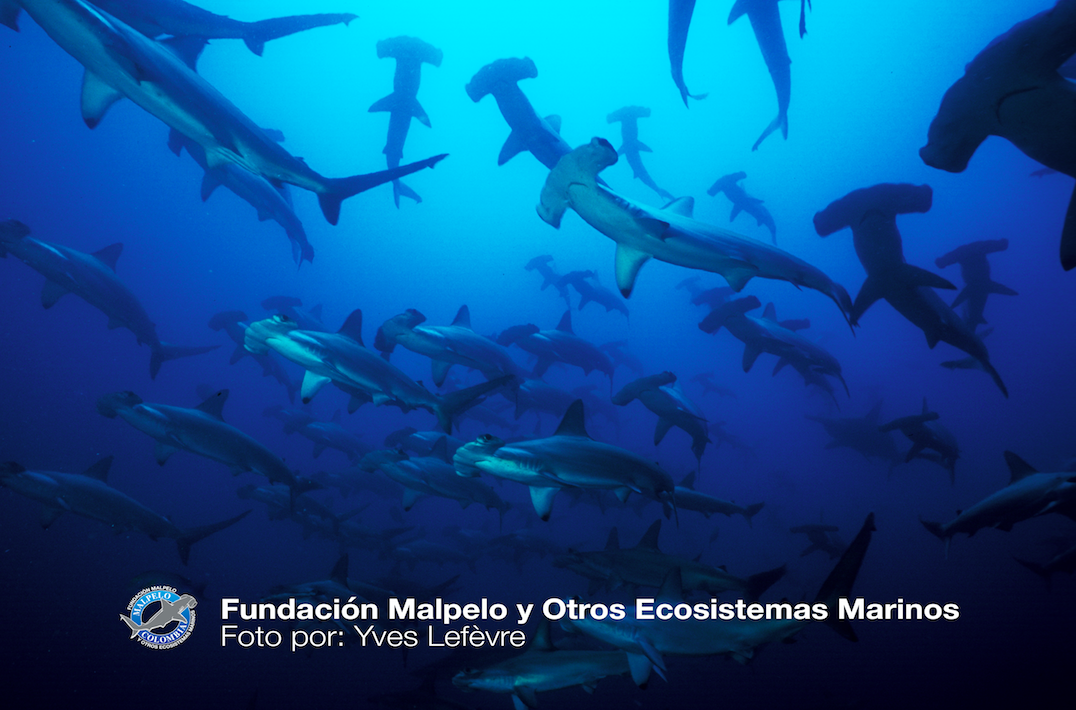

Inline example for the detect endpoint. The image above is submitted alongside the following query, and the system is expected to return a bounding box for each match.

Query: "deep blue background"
[1,1,1074,708]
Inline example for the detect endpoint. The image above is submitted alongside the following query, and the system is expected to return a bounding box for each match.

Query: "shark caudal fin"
[435,375,517,433]
[392,180,422,208]
[241,13,358,56]
[815,512,876,641]
[317,154,447,225]
[751,111,788,152]
[175,510,251,565]
[745,564,787,601]
[742,502,765,526]
[150,343,220,379]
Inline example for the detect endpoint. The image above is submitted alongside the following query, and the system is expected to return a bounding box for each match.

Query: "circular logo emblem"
[120,586,197,649]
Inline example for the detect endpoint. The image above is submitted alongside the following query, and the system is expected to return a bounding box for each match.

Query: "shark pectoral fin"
[730,204,743,221]
[311,443,326,459]
[614,244,652,297]
[638,639,668,677]
[515,687,539,709]
[851,275,887,323]
[988,280,1018,296]
[166,128,184,157]
[773,358,789,375]
[154,442,180,466]
[636,140,653,153]
[40,280,69,309]
[742,343,763,372]
[411,97,431,127]
[950,286,969,308]
[897,263,956,290]
[627,653,654,688]
[498,130,528,166]
[529,486,560,521]
[80,70,124,129]
[367,92,397,113]
[40,506,64,529]
[654,418,673,445]
[300,372,332,403]
[200,171,224,202]
[721,262,760,292]
[614,486,632,503]
[431,360,452,388]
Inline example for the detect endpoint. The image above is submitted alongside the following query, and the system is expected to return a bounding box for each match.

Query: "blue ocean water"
[1,1,1074,708]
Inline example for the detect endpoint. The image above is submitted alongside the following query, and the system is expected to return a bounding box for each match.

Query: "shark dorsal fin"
[430,436,450,463]
[92,243,123,272]
[1004,451,1038,483]
[330,554,349,585]
[762,302,777,321]
[636,520,662,550]
[680,472,696,489]
[196,389,229,420]
[554,400,589,438]
[338,310,364,345]
[83,456,113,482]
[658,567,683,601]
[605,527,620,550]
[452,305,472,329]
[662,196,694,218]
[866,400,883,423]
[532,617,555,651]
[160,36,207,71]
[555,311,573,334]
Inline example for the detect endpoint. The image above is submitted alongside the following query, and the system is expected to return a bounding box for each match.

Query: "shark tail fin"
[745,564,787,601]
[979,359,1008,398]
[119,614,142,639]
[815,512,876,642]
[317,154,447,225]
[150,342,220,379]
[435,375,517,433]
[1013,557,1052,591]
[176,509,251,565]
[742,502,765,527]
[241,13,358,56]
[751,111,788,152]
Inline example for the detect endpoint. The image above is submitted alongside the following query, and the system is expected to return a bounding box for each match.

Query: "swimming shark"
[805,401,903,470]
[690,372,737,399]
[370,36,443,207]
[537,138,853,325]
[120,592,197,639]
[453,400,676,521]
[452,619,630,709]
[667,0,708,106]
[612,372,710,465]
[814,183,1007,396]
[921,452,1076,557]
[790,523,845,559]
[670,472,765,525]
[879,399,959,483]
[261,296,328,332]
[727,0,811,151]
[599,341,644,374]
[699,296,848,397]
[560,511,874,685]
[556,271,629,318]
[244,310,516,432]
[496,311,615,383]
[0,220,217,378]
[465,57,573,170]
[277,409,371,462]
[168,125,313,265]
[524,255,572,305]
[0,0,359,57]
[209,311,300,402]
[374,305,523,387]
[0,457,249,564]
[918,0,1076,270]
[707,171,777,243]
[934,239,1017,327]
[96,388,320,503]
[606,106,673,200]
[556,520,784,599]
[7,0,446,226]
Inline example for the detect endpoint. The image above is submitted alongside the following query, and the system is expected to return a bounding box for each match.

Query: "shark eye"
[277,315,290,323]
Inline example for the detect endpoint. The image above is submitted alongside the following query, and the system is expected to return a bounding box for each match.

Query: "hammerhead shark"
[370,36,443,207]
[919,0,1076,270]
[537,138,853,326]
[6,0,445,225]
[465,57,572,170]
[0,220,217,378]
[707,171,777,243]
[814,183,1007,396]
[1,0,357,56]
[606,106,673,200]
[934,239,1017,327]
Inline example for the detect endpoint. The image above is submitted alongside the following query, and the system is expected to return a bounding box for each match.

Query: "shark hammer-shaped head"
[537,137,618,228]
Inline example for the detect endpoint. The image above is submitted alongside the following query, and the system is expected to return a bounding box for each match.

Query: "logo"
[120,586,197,649]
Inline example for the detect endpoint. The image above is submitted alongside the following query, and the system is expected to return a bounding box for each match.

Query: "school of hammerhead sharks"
[3,0,1076,707]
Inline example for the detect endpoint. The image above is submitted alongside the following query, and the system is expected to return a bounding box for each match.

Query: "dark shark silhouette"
[814,183,1007,397]
[934,239,1017,327]
[668,0,708,106]
[708,171,777,243]
[606,106,673,200]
